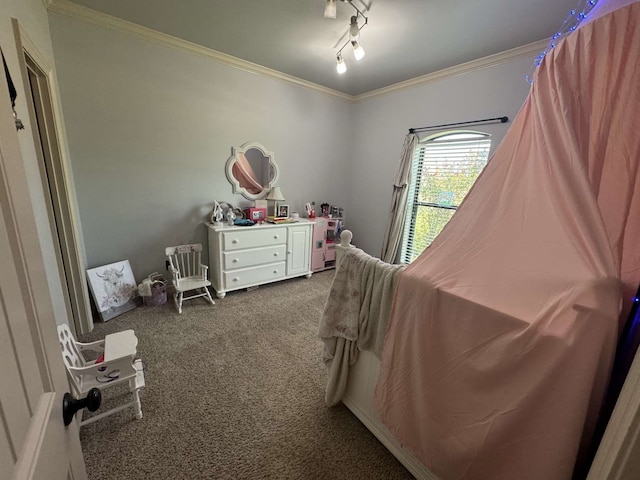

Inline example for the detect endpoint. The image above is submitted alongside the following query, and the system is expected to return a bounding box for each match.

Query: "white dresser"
[206,220,313,298]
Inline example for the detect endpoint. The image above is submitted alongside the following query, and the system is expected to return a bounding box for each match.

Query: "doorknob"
[62,388,101,426]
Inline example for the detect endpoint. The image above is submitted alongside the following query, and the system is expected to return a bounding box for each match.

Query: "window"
[400,130,492,263]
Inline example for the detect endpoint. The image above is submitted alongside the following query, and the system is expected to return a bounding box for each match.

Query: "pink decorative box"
[244,207,267,222]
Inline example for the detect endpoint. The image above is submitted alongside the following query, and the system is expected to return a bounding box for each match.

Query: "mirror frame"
[225,141,279,200]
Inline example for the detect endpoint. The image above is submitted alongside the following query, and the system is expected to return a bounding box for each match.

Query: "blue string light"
[526,0,600,84]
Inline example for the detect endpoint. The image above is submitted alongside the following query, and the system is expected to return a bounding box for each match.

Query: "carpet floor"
[78,271,414,480]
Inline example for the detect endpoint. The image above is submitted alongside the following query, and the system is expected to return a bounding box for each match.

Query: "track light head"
[351,40,365,60]
[336,54,347,74]
[324,0,337,19]
[349,15,360,38]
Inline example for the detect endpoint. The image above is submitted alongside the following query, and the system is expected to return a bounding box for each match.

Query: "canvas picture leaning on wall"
[86,260,139,321]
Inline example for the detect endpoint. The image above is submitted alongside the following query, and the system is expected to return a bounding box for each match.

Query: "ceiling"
[62,0,583,96]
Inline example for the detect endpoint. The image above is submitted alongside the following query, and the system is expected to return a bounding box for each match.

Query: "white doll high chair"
[57,324,145,426]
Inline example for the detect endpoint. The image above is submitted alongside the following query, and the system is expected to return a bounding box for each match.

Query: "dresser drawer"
[223,245,286,270]
[222,228,285,251]
[223,262,286,289]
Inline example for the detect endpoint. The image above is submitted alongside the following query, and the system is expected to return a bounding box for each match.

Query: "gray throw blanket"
[318,247,405,406]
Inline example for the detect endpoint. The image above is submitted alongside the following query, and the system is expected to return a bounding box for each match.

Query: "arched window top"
[423,130,491,142]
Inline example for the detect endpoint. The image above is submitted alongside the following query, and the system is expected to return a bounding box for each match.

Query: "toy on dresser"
[305,201,316,218]
[244,207,267,223]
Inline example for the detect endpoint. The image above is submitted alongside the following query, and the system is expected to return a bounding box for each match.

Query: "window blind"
[401,132,491,264]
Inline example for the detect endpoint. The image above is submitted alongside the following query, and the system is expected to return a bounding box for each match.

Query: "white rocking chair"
[57,324,145,426]
[165,243,215,314]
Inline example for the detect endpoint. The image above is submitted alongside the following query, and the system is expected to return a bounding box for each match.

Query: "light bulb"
[324,0,337,19]
[349,15,359,38]
[351,41,365,61]
[336,54,347,74]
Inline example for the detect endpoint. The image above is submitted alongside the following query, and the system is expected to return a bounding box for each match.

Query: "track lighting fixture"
[325,0,368,74]
[324,0,337,19]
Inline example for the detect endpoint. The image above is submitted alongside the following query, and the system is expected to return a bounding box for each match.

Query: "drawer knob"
[232,239,238,244]
[273,235,279,239]
[233,277,239,282]
[273,270,278,274]
[233,258,239,263]
[273,252,279,257]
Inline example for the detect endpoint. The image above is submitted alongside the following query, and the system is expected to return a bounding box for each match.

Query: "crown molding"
[46,0,354,102]
[354,40,547,102]
[46,0,546,104]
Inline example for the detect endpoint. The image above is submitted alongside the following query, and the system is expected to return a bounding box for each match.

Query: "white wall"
[348,57,535,257]
[48,8,540,284]
[48,13,353,279]
[1,0,73,325]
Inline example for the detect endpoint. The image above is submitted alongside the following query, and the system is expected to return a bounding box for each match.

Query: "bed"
[325,231,618,480]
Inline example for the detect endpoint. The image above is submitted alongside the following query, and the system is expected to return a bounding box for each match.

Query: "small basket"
[143,273,167,307]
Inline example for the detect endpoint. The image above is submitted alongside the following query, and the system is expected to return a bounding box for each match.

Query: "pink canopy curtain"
[232,152,263,195]
[375,2,640,479]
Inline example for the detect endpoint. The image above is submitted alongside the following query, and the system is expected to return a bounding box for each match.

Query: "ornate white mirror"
[225,142,279,200]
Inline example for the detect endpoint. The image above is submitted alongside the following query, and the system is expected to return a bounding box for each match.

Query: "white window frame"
[400,130,492,264]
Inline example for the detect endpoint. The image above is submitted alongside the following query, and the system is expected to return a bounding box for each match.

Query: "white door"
[0,52,87,480]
